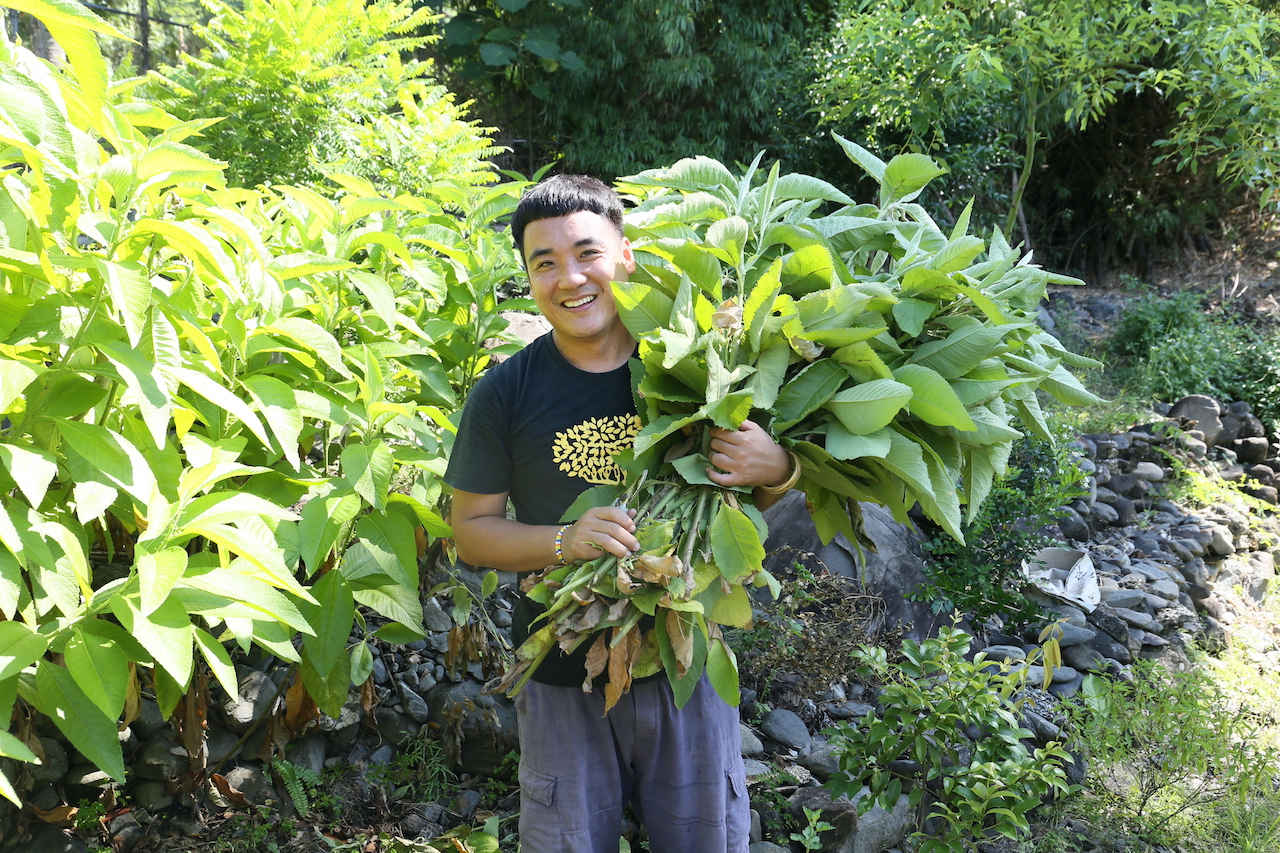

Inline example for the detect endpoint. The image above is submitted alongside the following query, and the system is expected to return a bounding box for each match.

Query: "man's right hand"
[559,505,639,563]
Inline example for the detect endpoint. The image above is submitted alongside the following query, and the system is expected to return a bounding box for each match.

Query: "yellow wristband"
[761,450,802,495]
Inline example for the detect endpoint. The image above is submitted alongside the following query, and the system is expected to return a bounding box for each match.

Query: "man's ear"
[620,238,636,276]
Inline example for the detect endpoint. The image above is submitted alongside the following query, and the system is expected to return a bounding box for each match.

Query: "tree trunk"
[30,17,67,67]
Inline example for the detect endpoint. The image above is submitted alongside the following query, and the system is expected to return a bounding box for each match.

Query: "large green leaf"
[168,366,272,448]
[341,440,394,511]
[136,547,188,615]
[242,375,303,469]
[300,570,354,678]
[881,153,946,205]
[893,364,977,431]
[908,323,1010,379]
[0,549,22,619]
[0,442,57,508]
[613,280,674,337]
[774,359,848,427]
[111,595,193,688]
[709,503,765,583]
[352,512,418,589]
[184,520,307,599]
[705,637,740,707]
[94,259,151,346]
[299,646,351,719]
[55,419,157,503]
[299,490,362,575]
[33,661,125,783]
[0,621,46,681]
[0,359,40,415]
[4,0,125,119]
[65,627,128,721]
[825,379,913,435]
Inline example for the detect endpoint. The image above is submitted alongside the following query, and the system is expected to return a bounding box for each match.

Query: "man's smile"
[563,294,597,308]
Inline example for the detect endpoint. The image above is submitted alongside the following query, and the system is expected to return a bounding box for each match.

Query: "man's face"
[522,210,636,348]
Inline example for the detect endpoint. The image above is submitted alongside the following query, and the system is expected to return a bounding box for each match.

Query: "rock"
[27,785,60,812]
[1050,665,1080,684]
[287,734,327,776]
[425,679,518,776]
[1111,497,1137,526]
[107,811,144,853]
[760,708,811,752]
[374,706,419,747]
[742,758,773,781]
[785,787,861,853]
[1062,644,1106,673]
[1086,632,1132,665]
[981,645,1026,663]
[1132,461,1165,482]
[1168,395,1223,445]
[1053,623,1096,647]
[132,779,173,813]
[1113,607,1161,633]
[397,683,431,723]
[1091,502,1120,526]
[1099,587,1146,609]
[797,740,842,783]
[1022,710,1063,744]
[221,765,273,806]
[11,825,88,853]
[453,789,483,821]
[1087,603,1131,643]
[131,697,168,741]
[29,737,67,787]
[423,597,455,632]
[1148,578,1181,601]
[740,725,765,758]
[1232,436,1270,464]
[749,843,789,853]
[1048,673,1085,699]
[1057,506,1090,541]
[763,493,951,643]
[136,738,190,780]
[220,668,279,734]
[1208,526,1236,556]
[206,725,241,765]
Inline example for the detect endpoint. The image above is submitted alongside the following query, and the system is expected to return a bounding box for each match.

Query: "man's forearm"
[452,515,558,573]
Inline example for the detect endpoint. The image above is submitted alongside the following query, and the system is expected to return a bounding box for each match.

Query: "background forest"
[2,0,1280,851]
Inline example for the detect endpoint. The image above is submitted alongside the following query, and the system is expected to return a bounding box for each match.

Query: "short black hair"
[511,174,625,259]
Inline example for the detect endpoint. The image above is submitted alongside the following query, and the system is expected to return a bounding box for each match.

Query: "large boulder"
[1168,395,1224,445]
[762,492,946,642]
[424,678,518,776]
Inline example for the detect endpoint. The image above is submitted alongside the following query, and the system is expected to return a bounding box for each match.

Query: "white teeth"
[564,295,596,308]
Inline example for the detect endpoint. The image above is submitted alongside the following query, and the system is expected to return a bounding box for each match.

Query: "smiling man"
[444,174,794,853]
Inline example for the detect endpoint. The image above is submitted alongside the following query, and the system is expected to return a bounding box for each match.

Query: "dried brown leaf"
[666,609,694,676]
[582,633,609,693]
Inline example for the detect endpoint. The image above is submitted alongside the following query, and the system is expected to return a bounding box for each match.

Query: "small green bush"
[825,626,1075,853]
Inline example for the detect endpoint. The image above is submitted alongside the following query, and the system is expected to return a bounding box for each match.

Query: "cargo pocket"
[727,757,747,800]
[522,766,557,808]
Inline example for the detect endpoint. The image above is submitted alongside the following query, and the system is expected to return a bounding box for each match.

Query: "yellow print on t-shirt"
[552,414,642,485]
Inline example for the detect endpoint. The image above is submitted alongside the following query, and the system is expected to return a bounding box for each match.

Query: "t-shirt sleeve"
[443,375,513,496]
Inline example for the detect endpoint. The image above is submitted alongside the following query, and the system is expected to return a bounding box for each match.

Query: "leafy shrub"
[825,626,1075,853]
[1068,664,1280,844]
[914,429,1086,629]
[147,0,500,191]
[0,0,525,803]
[1108,291,1280,433]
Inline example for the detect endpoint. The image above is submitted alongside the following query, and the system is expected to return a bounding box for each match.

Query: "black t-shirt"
[444,332,640,685]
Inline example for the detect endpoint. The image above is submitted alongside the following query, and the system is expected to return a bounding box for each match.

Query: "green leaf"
[351,581,425,637]
[34,661,125,783]
[300,571,354,678]
[4,0,125,117]
[780,243,836,296]
[193,628,239,699]
[341,440,394,511]
[55,419,157,503]
[825,379,913,435]
[0,549,22,619]
[94,259,151,347]
[881,153,945,205]
[169,366,272,448]
[743,258,783,354]
[65,627,128,721]
[708,583,752,629]
[0,359,40,415]
[892,297,934,337]
[709,503,765,583]
[705,391,754,430]
[613,281,674,337]
[300,646,350,719]
[259,318,353,379]
[908,323,1010,379]
[774,359,848,427]
[110,595,193,688]
[833,133,886,184]
[480,42,516,65]
[299,490,362,576]
[559,485,623,523]
[349,641,374,686]
[136,547,189,615]
[0,621,46,681]
[705,637,740,707]
[243,375,303,469]
[184,520,307,599]
[827,424,892,461]
[353,512,418,589]
[893,364,976,430]
[0,443,57,508]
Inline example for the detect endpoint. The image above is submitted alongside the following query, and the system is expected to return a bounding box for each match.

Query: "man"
[445,174,796,853]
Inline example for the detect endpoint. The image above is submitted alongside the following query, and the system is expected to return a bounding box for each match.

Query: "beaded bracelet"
[554,522,573,565]
[761,449,803,495]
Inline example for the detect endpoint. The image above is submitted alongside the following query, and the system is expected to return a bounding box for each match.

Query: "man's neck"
[551,328,636,373]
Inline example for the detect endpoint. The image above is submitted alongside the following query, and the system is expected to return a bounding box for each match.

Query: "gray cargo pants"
[514,673,750,853]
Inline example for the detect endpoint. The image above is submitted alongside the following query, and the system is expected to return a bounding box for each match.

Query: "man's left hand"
[706,420,790,490]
